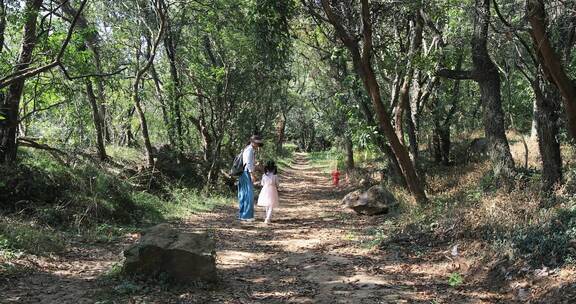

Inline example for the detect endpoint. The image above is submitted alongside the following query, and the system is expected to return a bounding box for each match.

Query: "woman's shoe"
[244,218,255,222]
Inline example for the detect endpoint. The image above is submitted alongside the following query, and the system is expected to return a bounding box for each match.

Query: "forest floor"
[1,153,574,303]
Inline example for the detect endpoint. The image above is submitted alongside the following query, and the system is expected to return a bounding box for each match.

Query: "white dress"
[257,173,279,207]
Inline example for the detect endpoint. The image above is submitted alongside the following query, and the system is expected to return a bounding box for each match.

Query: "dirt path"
[168,153,509,303]
[2,153,514,303]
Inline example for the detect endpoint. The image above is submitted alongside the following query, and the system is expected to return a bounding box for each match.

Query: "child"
[257,160,279,224]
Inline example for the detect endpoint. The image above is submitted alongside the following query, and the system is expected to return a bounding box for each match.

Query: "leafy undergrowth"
[0,147,230,265]
[311,140,576,300]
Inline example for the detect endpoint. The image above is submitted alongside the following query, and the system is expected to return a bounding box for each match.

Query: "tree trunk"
[527,0,576,140]
[432,124,442,164]
[439,127,451,166]
[150,63,174,147]
[276,112,286,153]
[0,0,6,54]
[534,75,562,191]
[60,0,110,143]
[320,0,427,203]
[405,99,419,167]
[406,12,424,170]
[432,120,451,166]
[395,80,408,143]
[119,107,136,147]
[362,62,427,203]
[357,87,407,188]
[133,80,155,167]
[530,97,538,139]
[191,90,213,162]
[472,0,515,178]
[345,135,354,170]
[86,80,108,161]
[0,0,42,164]
[164,27,184,150]
[131,0,166,167]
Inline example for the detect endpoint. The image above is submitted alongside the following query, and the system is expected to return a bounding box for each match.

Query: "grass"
[0,217,66,256]
[0,146,231,257]
[308,148,345,174]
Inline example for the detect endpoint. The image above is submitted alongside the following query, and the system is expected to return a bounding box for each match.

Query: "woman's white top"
[242,144,255,172]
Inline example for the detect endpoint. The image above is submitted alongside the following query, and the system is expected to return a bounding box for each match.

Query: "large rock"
[342,185,398,215]
[123,223,216,283]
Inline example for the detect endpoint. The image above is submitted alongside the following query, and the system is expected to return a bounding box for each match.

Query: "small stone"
[517,288,530,301]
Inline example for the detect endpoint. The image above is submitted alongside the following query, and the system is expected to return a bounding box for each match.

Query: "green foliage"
[514,205,576,266]
[0,219,65,256]
[448,272,464,287]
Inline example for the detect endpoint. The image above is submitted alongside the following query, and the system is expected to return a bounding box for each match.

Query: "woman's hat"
[250,135,263,146]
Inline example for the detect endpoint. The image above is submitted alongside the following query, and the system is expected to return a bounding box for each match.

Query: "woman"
[238,135,263,221]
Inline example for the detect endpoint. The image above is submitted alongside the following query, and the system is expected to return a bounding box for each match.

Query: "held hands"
[250,173,260,188]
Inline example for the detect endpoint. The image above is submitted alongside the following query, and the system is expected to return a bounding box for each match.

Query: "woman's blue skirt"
[237,171,254,219]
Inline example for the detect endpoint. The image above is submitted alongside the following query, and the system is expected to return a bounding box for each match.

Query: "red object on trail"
[331,170,340,187]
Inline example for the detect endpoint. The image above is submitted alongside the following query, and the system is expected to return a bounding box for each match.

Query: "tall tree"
[313,0,428,203]
[0,0,43,164]
[59,0,109,160]
[438,0,515,179]
[526,0,576,141]
[132,0,166,167]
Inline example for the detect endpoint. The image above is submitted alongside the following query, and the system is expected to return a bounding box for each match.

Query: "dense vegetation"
[2,0,576,301]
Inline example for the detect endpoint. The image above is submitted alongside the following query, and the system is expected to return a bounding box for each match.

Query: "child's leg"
[265,206,273,222]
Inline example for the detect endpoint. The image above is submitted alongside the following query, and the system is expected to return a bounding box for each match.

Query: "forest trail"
[1,153,511,303]
[191,153,506,303]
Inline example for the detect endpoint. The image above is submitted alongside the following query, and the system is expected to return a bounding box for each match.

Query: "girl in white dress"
[257,160,279,224]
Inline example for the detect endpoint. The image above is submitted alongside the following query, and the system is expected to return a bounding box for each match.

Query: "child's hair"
[264,160,277,175]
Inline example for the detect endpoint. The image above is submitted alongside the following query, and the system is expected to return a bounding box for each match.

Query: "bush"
[514,205,576,267]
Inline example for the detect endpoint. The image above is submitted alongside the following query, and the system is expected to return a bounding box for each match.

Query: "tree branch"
[0,0,88,90]
[436,68,476,80]
[58,63,127,80]
[19,100,67,122]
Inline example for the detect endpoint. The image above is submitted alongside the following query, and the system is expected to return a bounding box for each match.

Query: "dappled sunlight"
[167,153,517,303]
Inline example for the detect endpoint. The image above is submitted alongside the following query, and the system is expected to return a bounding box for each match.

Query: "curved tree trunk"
[527,0,576,140]
[131,0,167,168]
[320,0,427,203]
[472,0,515,178]
[150,63,174,146]
[357,86,407,188]
[60,0,110,143]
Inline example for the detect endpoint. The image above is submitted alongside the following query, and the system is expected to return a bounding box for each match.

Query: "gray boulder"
[342,185,398,215]
[123,223,216,283]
